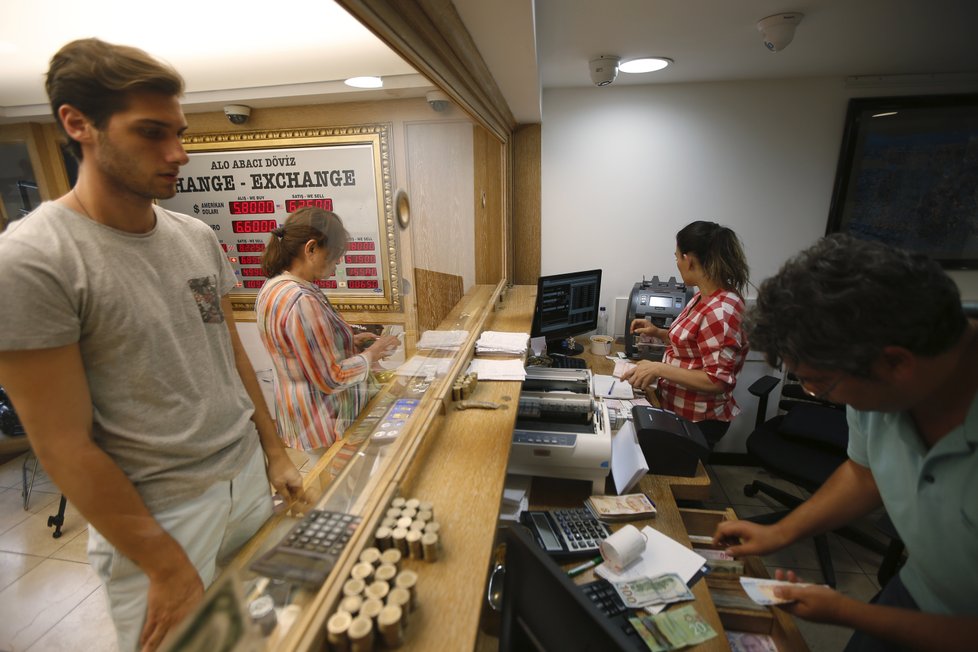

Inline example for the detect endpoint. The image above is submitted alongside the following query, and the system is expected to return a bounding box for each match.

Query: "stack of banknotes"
[627,604,718,651]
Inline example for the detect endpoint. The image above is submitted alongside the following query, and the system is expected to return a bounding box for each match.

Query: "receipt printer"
[631,405,709,477]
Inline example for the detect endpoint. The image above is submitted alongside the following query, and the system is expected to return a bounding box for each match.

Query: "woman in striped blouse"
[622,221,750,447]
[256,208,399,458]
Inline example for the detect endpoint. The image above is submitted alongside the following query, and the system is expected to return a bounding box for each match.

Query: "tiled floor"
[0,453,890,652]
[0,448,316,652]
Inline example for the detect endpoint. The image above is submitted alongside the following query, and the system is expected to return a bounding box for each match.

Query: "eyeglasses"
[795,373,844,402]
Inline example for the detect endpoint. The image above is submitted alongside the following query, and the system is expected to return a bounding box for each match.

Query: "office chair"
[742,375,904,588]
[0,386,69,538]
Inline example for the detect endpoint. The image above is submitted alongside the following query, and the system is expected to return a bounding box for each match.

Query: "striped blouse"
[256,273,370,450]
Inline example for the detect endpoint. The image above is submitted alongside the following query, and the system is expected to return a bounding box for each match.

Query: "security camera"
[425,90,451,112]
[756,13,803,52]
[223,104,251,125]
[589,56,620,87]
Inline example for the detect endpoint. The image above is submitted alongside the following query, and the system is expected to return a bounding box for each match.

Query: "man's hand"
[621,360,662,389]
[140,561,205,651]
[713,519,790,557]
[265,452,309,512]
[772,569,849,623]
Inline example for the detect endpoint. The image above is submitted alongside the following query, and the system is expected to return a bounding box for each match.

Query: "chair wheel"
[744,483,759,497]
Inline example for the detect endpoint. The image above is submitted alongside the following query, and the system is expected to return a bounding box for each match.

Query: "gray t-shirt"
[0,202,258,512]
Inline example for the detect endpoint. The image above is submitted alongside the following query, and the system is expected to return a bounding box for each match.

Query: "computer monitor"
[531,269,602,355]
[499,525,638,651]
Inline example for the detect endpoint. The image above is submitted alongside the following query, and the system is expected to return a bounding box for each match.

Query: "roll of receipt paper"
[599,524,646,573]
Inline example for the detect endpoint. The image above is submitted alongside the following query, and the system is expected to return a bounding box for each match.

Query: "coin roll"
[343,578,366,598]
[365,579,390,601]
[338,594,363,618]
[348,615,374,652]
[248,595,277,636]
[375,562,398,584]
[400,506,418,520]
[360,596,384,622]
[391,497,406,509]
[417,509,433,523]
[377,604,404,647]
[395,516,413,530]
[404,498,421,510]
[359,546,382,566]
[351,561,374,583]
[387,586,412,615]
[327,611,353,651]
[418,501,434,515]
[380,548,402,568]
[422,531,440,562]
[392,527,409,555]
[406,530,423,559]
[409,518,426,532]
[423,521,441,536]
[395,569,419,610]
[386,507,402,519]
[374,525,392,550]
[381,516,398,529]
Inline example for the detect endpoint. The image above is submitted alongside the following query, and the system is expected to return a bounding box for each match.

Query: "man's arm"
[221,297,306,508]
[714,459,883,555]
[0,344,203,651]
[774,581,978,651]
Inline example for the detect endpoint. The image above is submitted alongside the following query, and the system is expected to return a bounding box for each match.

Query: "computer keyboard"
[580,579,643,647]
[549,354,587,369]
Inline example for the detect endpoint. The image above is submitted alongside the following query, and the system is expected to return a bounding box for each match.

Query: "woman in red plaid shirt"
[621,221,750,447]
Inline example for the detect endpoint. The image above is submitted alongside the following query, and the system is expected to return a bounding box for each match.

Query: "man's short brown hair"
[46,38,184,160]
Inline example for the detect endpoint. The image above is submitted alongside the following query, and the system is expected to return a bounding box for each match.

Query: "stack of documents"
[416,329,469,351]
[394,355,455,378]
[499,474,532,521]
[466,358,526,381]
[475,330,529,355]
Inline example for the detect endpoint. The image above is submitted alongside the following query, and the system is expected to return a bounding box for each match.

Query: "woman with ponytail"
[256,208,400,459]
[621,221,750,447]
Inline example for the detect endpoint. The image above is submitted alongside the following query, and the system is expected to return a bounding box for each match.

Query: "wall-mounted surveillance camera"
[589,56,620,87]
[756,13,804,52]
[223,104,252,125]
[425,90,451,112]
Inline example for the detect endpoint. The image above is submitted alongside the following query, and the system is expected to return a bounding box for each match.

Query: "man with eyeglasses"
[713,234,977,651]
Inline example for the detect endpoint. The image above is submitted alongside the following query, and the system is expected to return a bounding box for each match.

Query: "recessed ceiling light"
[345,76,383,89]
[619,58,673,73]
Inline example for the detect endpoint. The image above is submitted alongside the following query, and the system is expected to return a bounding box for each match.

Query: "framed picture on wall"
[158,124,400,312]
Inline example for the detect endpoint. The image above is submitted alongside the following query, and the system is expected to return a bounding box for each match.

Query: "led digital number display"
[347,241,375,251]
[344,254,376,264]
[240,267,265,277]
[345,267,376,277]
[238,256,262,265]
[285,198,333,213]
[232,219,278,234]
[229,200,275,215]
[315,280,338,289]
[348,280,379,289]
[243,280,265,289]
[236,243,266,253]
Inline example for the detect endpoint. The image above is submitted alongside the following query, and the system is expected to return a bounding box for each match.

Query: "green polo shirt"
[846,395,978,615]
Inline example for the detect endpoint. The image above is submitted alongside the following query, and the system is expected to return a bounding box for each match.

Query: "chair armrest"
[748,375,781,398]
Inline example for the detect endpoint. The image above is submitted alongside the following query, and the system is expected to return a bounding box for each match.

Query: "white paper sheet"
[595,526,707,588]
[592,374,636,399]
[611,420,648,495]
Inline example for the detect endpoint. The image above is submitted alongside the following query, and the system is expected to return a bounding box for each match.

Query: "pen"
[607,380,615,396]
[567,556,603,577]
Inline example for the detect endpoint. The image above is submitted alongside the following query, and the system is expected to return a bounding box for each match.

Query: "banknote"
[630,605,718,651]
[740,576,816,605]
[727,631,778,652]
[613,572,694,608]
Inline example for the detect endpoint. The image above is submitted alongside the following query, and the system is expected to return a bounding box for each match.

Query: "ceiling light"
[619,58,673,74]
[345,76,383,89]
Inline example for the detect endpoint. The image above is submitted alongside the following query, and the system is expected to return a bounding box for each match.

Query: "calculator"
[250,509,361,588]
[520,508,613,560]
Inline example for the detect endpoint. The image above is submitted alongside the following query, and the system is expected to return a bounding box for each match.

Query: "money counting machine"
[508,368,611,494]
[624,276,693,360]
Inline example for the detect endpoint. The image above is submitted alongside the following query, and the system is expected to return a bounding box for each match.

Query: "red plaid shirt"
[658,289,747,422]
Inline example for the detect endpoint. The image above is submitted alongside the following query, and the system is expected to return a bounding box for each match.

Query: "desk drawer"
[679,508,810,652]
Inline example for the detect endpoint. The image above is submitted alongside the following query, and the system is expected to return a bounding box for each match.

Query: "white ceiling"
[3,0,978,126]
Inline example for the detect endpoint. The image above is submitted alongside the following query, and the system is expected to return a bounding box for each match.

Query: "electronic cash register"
[508,368,612,494]
[624,276,693,360]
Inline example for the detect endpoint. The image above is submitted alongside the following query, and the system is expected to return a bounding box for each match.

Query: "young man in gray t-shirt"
[0,39,306,651]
